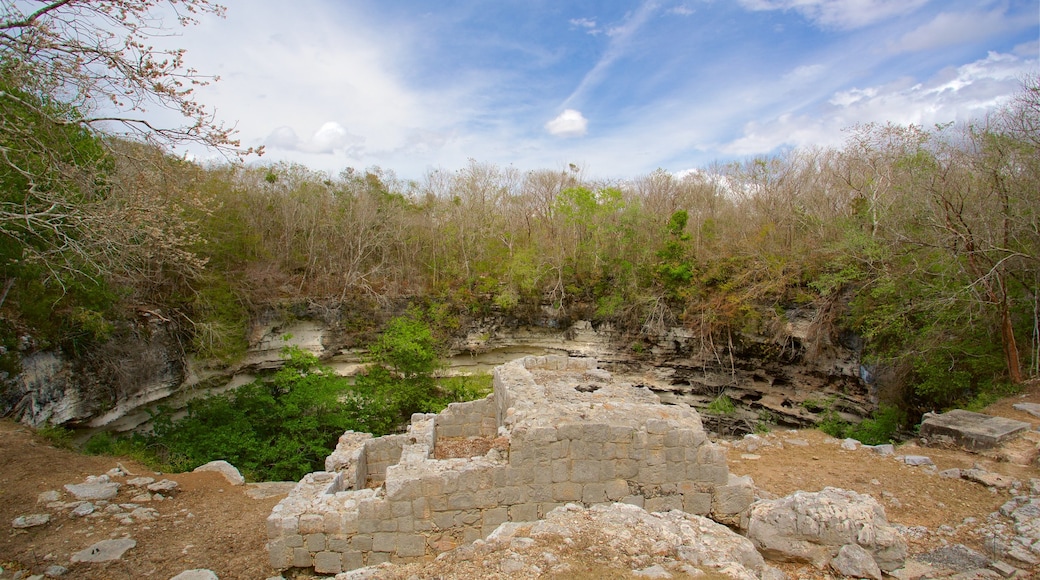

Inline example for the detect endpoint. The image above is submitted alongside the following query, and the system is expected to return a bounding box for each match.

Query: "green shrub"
[846,405,905,445]
[706,394,735,415]
[36,425,74,449]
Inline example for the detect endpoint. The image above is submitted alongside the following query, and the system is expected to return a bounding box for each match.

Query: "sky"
[153,0,1038,180]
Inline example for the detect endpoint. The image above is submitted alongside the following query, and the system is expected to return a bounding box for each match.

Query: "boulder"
[745,487,906,572]
[193,460,245,486]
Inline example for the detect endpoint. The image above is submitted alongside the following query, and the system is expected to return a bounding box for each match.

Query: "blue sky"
[164,0,1038,179]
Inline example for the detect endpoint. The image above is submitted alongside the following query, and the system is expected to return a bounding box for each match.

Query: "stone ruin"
[266,355,755,575]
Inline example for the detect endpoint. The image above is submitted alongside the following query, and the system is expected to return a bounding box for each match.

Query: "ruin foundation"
[266,355,754,574]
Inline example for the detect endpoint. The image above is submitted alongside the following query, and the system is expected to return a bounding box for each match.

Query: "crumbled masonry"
[266,355,754,574]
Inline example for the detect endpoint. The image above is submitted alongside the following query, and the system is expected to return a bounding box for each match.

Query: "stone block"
[509,503,539,522]
[343,551,364,571]
[385,475,422,501]
[428,494,448,512]
[267,539,291,569]
[391,500,412,518]
[497,485,522,504]
[412,496,430,519]
[483,507,508,529]
[368,551,391,565]
[462,526,483,543]
[421,474,446,496]
[292,547,312,568]
[328,535,350,552]
[600,479,626,501]
[616,459,639,479]
[473,489,497,509]
[448,493,475,510]
[538,502,563,518]
[397,534,426,558]
[526,426,559,443]
[304,533,326,552]
[558,423,583,440]
[683,492,712,514]
[572,459,601,483]
[351,534,373,551]
[645,495,683,513]
[396,516,414,532]
[357,516,376,534]
[553,482,583,502]
[372,532,397,553]
[690,464,729,484]
[622,495,645,508]
[583,423,612,442]
[646,419,670,434]
[665,461,687,482]
[638,464,665,485]
[920,409,1031,450]
[550,440,570,459]
[582,483,608,504]
[313,551,342,574]
[376,517,398,532]
[432,511,455,530]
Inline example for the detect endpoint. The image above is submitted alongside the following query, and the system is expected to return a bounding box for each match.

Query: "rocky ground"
[2,381,1040,579]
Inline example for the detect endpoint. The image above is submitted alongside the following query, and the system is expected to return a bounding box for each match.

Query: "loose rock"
[831,543,883,580]
[169,570,219,580]
[193,460,245,486]
[70,537,136,563]
[63,482,120,500]
[11,513,50,528]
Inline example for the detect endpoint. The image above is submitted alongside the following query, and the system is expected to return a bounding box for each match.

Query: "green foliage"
[190,275,249,361]
[36,425,74,449]
[369,309,442,379]
[438,373,493,403]
[846,405,905,445]
[705,394,736,415]
[132,347,361,481]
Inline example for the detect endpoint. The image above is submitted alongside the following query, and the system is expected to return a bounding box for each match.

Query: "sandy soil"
[1,380,1038,579]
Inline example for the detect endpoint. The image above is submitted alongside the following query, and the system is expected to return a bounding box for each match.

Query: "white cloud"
[720,50,1036,156]
[265,122,365,155]
[569,17,601,35]
[738,0,929,29]
[545,109,589,137]
[669,5,695,17]
[829,87,878,107]
[889,9,1027,54]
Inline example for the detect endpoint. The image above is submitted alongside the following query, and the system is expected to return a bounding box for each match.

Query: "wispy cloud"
[738,0,929,29]
[569,17,601,35]
[720,50,1036,156]
[889,8,1033,54]
[561,1,660,109]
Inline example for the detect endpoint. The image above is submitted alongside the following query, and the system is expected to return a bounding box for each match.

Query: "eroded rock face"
[6,304,872,434]
[745,486,907,572]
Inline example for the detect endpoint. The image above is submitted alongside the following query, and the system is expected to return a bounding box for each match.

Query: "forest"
[2,1,1039,461]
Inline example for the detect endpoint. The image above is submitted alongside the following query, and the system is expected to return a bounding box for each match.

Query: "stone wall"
[265,355,754,575]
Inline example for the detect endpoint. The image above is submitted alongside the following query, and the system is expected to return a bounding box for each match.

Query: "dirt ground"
[2,381,1039,579]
